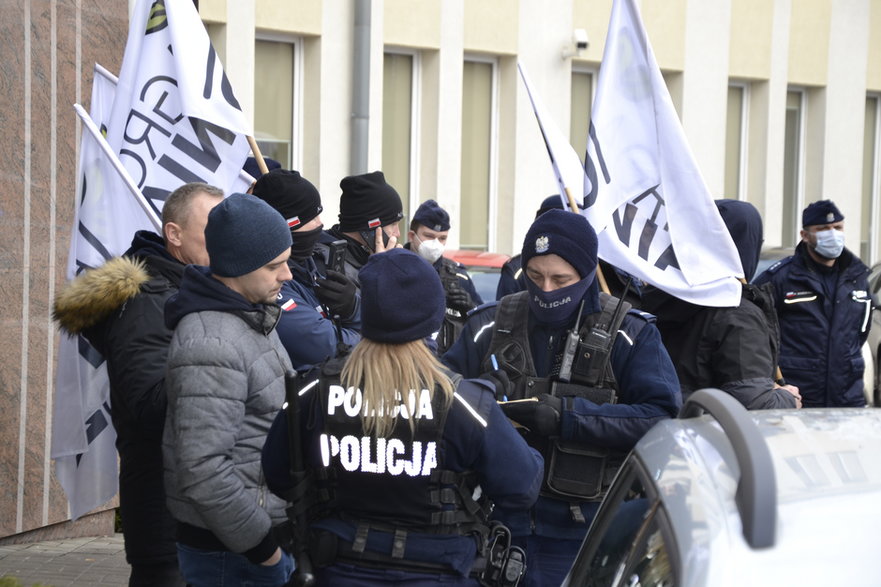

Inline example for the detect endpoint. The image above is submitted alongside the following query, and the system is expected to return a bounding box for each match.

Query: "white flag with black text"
[583,0,742,306]
[105,0,252,208]
[52,64,133,520]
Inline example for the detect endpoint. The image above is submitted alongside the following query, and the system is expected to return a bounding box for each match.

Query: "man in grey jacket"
[163,193,295,586]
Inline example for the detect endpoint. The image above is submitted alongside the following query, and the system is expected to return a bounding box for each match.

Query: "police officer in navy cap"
[262,248,543,585]
[314,171,404,290]
[443,209,681,586]
[252,169,361,373]
[405,199,484,354]
[754,199,872,407]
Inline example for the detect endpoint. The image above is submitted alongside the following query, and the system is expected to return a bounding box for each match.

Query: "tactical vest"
[315,358,492,562]
[483,291,631,502]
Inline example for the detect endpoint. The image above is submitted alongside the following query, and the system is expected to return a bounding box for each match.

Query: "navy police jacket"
[262,373,543,576]
[754,242,872,407]
[275,258,361,373]
[442,288,681,539]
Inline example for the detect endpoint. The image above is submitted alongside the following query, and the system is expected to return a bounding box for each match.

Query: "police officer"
[252,169,361,372]
[405,199,483,353]
[495,195,566,299]
[314,171,404,289]
[754,199,872,407]
[443,209,681,586]
[262,248,543,585]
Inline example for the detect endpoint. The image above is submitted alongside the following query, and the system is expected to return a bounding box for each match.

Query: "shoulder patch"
[765,256,794,274]
[627,308,656,324]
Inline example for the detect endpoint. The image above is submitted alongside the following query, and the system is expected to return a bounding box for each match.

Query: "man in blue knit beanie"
[443,209,681,585]
[162,193,296,585]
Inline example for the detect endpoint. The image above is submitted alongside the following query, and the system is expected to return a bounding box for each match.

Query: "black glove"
[500,394,563,436]
[315,270,357,318]
[479,369,513,401]
[446,285,475,314]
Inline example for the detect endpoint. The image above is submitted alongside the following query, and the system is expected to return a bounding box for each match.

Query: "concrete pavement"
[0,534,128,586]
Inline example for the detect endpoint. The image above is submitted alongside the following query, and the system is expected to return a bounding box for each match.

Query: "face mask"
[290,225,323,260]
[415,234,445,264]
[813,228,845,259]
[525,270,595,326]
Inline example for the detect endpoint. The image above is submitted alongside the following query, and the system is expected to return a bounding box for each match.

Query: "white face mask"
[813,228,845,259]
[415,234,445,264]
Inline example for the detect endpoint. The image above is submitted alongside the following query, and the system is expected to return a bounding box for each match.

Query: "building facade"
[1,0,879,541]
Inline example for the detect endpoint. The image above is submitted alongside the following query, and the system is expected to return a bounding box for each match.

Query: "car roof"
[637,407,881,586]
[443,249,510,268]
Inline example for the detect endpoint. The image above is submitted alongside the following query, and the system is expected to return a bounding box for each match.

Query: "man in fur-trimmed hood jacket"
[52,182,222,587]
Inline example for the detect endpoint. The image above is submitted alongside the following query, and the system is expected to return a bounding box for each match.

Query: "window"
[571,69,595,164]
[460,59,497,250]
[567,460,677,586]
[383,51,418,223]
[862,95,880,263]
[725,83,748,200]
[782,90,805,247]
[254,39,299,170]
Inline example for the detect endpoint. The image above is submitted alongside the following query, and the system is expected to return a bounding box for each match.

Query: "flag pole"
[565,186,610,294]
[73,104,162,232]
[247,136,269,175]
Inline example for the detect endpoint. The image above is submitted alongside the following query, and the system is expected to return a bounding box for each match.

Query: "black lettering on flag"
[654,245,679,270]
[584,122,611,208]
[158,154,205,184]
[124,110,173,161]
[170,117,236,173]
[77,334,105,370]
[203,42,242,111]
[139,75,184,126]
[143,186,174,207]
[76,220,114,265]
[613,202,638,246]
[75,407,109,466]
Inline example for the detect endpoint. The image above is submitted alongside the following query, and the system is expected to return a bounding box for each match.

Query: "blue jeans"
[177,543,295,587]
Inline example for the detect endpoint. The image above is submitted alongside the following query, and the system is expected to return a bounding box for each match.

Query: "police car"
[563,389,881,586]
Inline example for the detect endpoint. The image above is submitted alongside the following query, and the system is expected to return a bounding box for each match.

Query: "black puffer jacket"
[53,230,183,568]
[643,201,797,410]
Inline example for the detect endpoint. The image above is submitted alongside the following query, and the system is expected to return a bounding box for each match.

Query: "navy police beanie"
[205,193,292,277]
[521,209,598,281]
[359,249,445,344]
[338,171,404,232]
[412,199,450,232]
[242,156,281,179]
[802,199,844,227]
[252,169,323,229]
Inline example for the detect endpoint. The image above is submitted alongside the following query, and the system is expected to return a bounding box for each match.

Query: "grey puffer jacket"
[162,265,292,561]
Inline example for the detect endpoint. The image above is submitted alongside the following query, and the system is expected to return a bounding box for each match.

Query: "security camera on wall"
[563,29,590,59]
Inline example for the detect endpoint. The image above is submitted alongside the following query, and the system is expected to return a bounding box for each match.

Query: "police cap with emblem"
[802,199,844,227]
[338,171,404,232]
[359,248,445,344]
[520,209,598,281]
[411,199,450,232]
[252,169,323,230]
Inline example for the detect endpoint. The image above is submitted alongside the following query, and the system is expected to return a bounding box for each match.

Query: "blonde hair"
[341,339,455,438]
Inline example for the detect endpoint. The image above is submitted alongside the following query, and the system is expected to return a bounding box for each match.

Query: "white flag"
[52,65,141,520]
[583,0,742,307]
[105,0,252,207]
[518,62,587,212]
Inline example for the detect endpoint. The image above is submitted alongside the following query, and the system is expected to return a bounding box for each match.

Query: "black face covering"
[290,225,324,260]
